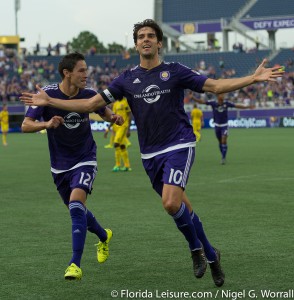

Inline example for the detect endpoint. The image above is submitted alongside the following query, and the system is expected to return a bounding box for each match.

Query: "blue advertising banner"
[241,18,294,30]
[168,17,294,34]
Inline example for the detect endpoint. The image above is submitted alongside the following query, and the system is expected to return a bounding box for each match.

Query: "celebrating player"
[190,93,255,164]
[21,52,123,280]
[20,19,284,287]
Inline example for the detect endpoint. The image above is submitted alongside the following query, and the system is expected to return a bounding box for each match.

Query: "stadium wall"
[3,106,294,133]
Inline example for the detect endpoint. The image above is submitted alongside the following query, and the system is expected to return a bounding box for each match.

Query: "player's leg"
[193,122,201,142]
[215,127,225,163]
[162,148,207,278]
[220,128,228,164]
[125,136,131,148]
[68,187,87,273]
[182,192,216,261]
[120,134,131,171]
[113,127,123,171]
[182,187,225,286]
[69,166,112,264]
[143,148,206,278]
[2,128,8,146]
[104,129,114,148]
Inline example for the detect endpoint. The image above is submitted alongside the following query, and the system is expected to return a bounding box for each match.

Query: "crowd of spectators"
[0,48,293,109]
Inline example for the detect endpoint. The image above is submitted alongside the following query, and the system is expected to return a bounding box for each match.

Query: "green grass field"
[0,128,293,300]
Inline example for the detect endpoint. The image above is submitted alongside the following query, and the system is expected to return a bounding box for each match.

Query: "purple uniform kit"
[206,99,235,141]
[25,84,104,201]
[21,19,284,286]
[102,62,207,193]
[22,52,118,280]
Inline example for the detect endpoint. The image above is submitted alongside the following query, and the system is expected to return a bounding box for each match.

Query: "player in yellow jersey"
[0,104,9,146]
[107,97,132,171]
[191,103,204,142]
[104,103,131,149]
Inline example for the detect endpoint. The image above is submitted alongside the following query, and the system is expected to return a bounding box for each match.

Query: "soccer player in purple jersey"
[21,52,124,280]
[20,20,284,287]
[190,93,255,164]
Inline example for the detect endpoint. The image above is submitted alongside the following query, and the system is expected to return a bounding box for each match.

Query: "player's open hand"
[253,59,284,82]
[20,84,50,106]
[111,114,124,126]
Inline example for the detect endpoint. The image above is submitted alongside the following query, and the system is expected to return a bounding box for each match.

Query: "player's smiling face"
[68,60,88,89]
[135,26,162,58]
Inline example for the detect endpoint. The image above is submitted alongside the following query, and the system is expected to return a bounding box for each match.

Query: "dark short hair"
[133,19,163,45]
[58,52,85,79]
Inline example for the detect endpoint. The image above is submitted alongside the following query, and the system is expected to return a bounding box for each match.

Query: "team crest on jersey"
[160,71,170,81]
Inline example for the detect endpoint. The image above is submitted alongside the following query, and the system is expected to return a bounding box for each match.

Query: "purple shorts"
[142,147,195,197]
[215,125,228,141]
[52,165,97,205]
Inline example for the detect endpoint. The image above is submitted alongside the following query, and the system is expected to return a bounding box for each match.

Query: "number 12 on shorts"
[79,172,94,188]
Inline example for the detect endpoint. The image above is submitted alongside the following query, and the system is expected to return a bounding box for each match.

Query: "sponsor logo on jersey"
[216,105,227,112]
[64,112,88,129]
[134,85,170,104]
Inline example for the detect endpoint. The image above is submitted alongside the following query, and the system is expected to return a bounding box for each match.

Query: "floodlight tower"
[15,0,20,35]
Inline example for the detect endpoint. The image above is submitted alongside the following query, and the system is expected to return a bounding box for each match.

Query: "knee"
[162,198,181,215]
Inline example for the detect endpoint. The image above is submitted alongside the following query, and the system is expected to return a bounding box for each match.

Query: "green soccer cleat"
[120,167,132,172]
[64,263,82,280]
[95,229,113,263]
[112,166,120,172]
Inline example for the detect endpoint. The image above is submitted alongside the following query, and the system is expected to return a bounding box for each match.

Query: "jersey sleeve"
[95,107,107,116]
[25,106,45,120]
[100,73,126,103]
[175,63,208,93]
[226,101,236,108]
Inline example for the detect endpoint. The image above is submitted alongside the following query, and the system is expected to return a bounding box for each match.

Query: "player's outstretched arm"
[188,91,206,104]
[20,84,108,113]
[235,104,255,109]
[202,59,284,94]
[20,85,51,106]
[100,106,125,125]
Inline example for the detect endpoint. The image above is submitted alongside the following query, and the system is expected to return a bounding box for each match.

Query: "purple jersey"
[206,100,235,126]
[25,84,105,173]
[101,62,207,157]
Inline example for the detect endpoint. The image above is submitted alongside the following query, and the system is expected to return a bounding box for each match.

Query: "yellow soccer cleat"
[64,263,82,280]
[95,229,113,263]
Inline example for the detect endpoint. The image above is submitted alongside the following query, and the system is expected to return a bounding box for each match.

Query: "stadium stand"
[246,0,294,18]
[162,0,248,22]
[165,49,271,77]
[1,0,293,133]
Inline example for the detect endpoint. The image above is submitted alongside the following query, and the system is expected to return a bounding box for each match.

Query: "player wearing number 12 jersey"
[21,53,124,280]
